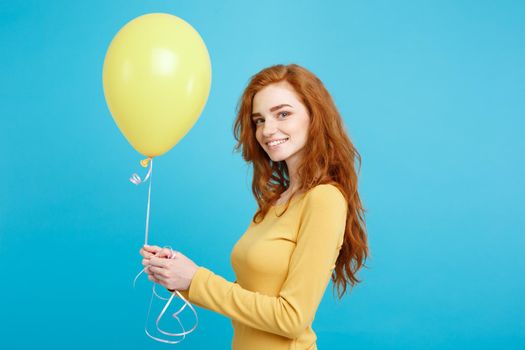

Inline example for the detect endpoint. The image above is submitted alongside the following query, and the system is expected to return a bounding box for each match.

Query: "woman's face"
[252,81,310,164]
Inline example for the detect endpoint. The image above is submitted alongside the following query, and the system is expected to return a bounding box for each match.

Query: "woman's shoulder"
[303,183,347,207]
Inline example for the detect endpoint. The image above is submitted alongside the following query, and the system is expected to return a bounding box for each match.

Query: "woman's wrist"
[167,265,200,293]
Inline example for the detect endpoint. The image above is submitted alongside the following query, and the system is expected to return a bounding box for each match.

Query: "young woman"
[140,64,369,349]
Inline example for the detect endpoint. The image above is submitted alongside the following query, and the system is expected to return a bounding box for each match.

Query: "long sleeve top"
[178,184,347,350]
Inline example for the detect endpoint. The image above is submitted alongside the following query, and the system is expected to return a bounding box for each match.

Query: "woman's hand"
[139,244,199,291]
[139,244,164,285]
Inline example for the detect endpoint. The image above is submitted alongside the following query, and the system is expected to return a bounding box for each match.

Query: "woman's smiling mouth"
[266,137,289,149]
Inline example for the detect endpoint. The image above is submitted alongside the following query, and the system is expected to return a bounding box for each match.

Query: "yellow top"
[179,184,347,350]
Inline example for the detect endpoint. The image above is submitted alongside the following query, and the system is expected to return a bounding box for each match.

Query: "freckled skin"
[252,81,310,178]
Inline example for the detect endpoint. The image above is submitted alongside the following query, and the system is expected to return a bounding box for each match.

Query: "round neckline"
[272,191,307,208]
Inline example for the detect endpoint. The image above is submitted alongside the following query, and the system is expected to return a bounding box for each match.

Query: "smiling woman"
[251,81,311,178]
[141,64,369,350]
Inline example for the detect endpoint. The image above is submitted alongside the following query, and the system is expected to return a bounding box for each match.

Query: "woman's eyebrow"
[251,104,293,119]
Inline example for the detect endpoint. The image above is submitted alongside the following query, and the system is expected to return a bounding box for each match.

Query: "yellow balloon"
[102,13,212,157]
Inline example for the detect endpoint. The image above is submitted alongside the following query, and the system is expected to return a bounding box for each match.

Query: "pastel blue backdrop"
[1,0,523,349]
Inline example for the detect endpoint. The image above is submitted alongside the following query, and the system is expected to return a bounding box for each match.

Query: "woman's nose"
[262,119,277,137]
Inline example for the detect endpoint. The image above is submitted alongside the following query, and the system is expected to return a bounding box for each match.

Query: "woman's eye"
[254,118,264,125]
[278,111,289,118]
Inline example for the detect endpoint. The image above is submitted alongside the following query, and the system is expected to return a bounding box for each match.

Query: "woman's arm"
[181,185,347,339]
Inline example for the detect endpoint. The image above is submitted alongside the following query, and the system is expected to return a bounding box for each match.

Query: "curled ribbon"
[129,157,153,245]
[133,247,199,344]
[130,158,199,343]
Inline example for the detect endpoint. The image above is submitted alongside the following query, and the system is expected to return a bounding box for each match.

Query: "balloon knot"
[140,157,152,168]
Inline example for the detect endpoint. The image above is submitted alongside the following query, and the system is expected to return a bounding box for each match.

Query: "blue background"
[1,0,523,349]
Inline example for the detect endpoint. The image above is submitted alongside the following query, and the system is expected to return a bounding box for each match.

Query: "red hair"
[233,64,369,298]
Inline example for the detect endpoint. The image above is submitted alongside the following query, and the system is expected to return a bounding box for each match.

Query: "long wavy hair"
[233,64,369,299]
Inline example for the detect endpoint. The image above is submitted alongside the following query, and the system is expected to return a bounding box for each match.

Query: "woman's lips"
[267,137,289,150]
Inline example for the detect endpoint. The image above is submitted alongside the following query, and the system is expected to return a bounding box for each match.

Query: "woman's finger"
[139,248,155,259]
[149,256,168,267]
[154,248,174,259]
[144,245,161,253]
[148,265,167,277]
[148,274,160,283]
[153,273,166,282]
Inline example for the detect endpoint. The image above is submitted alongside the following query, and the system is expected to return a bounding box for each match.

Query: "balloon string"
[130,158,199,343]
[133,247,199,344]
[130,157,153,245]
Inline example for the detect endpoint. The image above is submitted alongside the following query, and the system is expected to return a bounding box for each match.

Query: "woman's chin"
[268,154,286,162]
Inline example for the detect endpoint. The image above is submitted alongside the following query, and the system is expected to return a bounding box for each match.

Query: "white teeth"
[267,138,288,147]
